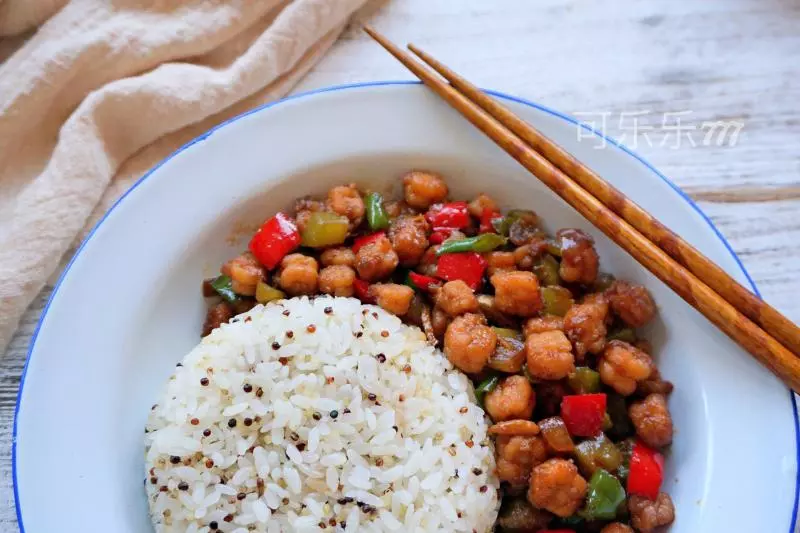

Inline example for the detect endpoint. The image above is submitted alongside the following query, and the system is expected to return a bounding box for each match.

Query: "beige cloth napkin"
[0,0,370,353]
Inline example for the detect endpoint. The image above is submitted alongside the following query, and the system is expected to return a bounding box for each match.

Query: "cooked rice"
[144,296,499,532]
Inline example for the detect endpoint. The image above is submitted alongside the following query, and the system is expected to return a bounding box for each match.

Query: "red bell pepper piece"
[407,271,441,292]
[429,227,454,245]
[628,441,665,500]
[436,252,487,290]
[352,231,386,254]
[425,202,470,229]
[248,212,300,270]
[560,393,607,437]
[479,207,502,234]
[353,279,374,303]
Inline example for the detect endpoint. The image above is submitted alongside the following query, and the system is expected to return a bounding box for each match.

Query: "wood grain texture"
[1,0,798,529]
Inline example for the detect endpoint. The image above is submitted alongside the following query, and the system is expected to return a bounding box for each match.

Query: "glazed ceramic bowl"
[13,82,798,533]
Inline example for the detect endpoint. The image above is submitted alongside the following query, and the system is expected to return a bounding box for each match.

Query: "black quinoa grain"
[375,458,384,467]
[206,459,214,468]
[190,418,199,426]
[224,514,234,522]
[362,504,375,514]
[237,492,246,501]
[286,330,294,338]
[150,476,158,484]
[381,330,389,338]
[271,341,281,350]
[209,521,218,530]
[203,429,211,437]
[200,377,209,386]
[290,431,300,441]
[160,486,168,492]
[356,331,363,338]
[376,353,386,363]
[176,362,182,367]
[340,522,346,529]
[243,383,253,393]
[228,418,237,428]
[372,312,378,319]
[282,498,290,505]
[178,482,189,491]
[343,408,351,414]
[170,455,181,464]
[312,412,322,421]
[244,418,253,427]
[278,357,289,365]
[473,468,483,475]
[329,410,339,419]
[367,393,377,401]
[324,306,333,314]
[318,521,326,529]
[256,387,264,398]
[329,518,337,526]
[479,485,488,493]
[296,442,306,452]
[337,497,354,505]
[282,310,290,316]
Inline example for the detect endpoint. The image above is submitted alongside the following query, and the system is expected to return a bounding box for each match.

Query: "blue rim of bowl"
[12,80,799,532]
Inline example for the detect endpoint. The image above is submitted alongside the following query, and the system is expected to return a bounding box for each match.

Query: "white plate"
[13,82,799,533]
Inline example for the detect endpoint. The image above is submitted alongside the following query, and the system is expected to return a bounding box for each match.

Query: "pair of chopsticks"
[363,27,800,393]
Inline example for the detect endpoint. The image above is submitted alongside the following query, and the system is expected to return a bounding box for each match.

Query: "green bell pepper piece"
[606,393,634,441]
[608,327,636,343]
[255,281,285,304]
[436,233,507,255]
[475,375,500,406]
[300,212,350,248]
[533,254,561,286]
[210,275,239,303]
[582,469,626,521]
[541,286,574,316]
[365,192,390,230]
[567,367,601,394]
[574,433,623,477]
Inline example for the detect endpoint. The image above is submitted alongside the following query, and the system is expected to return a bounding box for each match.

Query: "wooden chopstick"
[363,26,800,393]
[407,43,800,357]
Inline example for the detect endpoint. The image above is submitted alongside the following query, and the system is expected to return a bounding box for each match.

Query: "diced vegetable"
[299,212,349,248]
[606,393,634,441]
[582,469,626,520]
[352,231,386,254]
[488,328,526,373]
[210,275,239,303]
[539,416,575,453]
[406,271,441,292]
[429,228,452,244]
[479,207,503,234]
[567,367,601,394]
[627,441,664,500]
[365,192,390,230]
[475,375,500,406]
[594,272,616,292]
[353,279,374,303]
[248,212,300,269]
[561,393,607,437]
[255,281,285,304]
[545,240,562,257]
[541,286,574,316]
[607,327,636,343]
[616,439,634,483]
[436,234,507,255]
[494,209,538,236]
[436,252,488,290]
[602,412,613,432]
[533,255,561,286]
[425,202,470,228]
[574,433,623,477]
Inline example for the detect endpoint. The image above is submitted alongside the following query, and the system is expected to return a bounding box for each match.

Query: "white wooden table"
[2,0,798,529]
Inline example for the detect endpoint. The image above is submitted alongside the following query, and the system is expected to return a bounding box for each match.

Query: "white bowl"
[13,82,799,533]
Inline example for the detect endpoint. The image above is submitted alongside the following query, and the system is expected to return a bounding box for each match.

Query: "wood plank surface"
[2,0,798,529]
